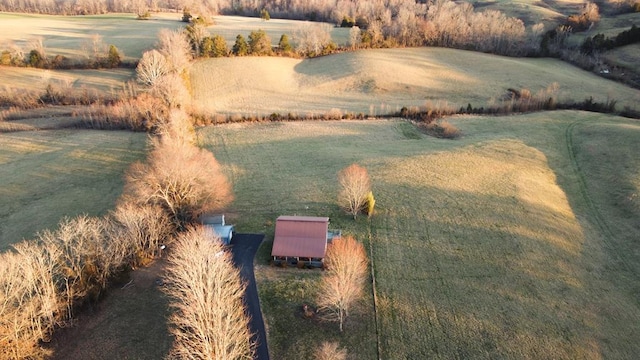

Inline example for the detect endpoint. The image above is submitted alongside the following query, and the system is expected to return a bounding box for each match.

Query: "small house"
[271,216,341,267]
[202,214,234,245]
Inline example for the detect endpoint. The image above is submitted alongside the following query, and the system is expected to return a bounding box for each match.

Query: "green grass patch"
[0,129,147,250]
[199,112,640,359]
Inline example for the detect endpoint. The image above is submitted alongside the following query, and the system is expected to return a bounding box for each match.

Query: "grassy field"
[208,15,351,47]
[0,129,147,250]
[197,111,640,359]
[0,12,185,61]
[191,47,640,116]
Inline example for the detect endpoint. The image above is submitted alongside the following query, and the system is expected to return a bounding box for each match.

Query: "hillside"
[191,47,640,116]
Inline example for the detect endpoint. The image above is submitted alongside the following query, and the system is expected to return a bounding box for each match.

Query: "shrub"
[316,342,347,360]
[202,35,229,57]
[278,34,293,53]
[248,29,272,55]
[233,34,249,56]
[106,44,122,68]
[424,120,461,139]
[260,8,270,21]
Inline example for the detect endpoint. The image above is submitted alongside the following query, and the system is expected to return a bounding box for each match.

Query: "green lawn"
[0,129,147,250]
[199,111,640,359]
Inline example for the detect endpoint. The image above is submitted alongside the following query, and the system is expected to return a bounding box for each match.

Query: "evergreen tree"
[232,34,248,56]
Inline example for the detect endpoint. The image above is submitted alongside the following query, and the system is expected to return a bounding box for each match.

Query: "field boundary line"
[367,217,382,360]
[565,121,631,272]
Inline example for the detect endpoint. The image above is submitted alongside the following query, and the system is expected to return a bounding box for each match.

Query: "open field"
[0,66,135,93]
[196,111,640,359]
[0,12,185,61]
[208,15,351,47]
[191,47,640,116]
[0,13,349,63]
[0,129,147,250]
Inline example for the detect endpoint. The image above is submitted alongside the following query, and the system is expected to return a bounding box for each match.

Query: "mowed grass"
[0,129,147,250]
[198,110,640,359]
[0,12,185,61]
[191,47,640,116]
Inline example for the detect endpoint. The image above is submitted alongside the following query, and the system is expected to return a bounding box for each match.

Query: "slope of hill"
[191,47,640,116]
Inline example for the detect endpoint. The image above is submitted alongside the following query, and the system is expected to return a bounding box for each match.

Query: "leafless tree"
[338,164,371,219]
[157,28,193,74]
[315,341,347,360]
[154,108,197,145]
[349,26,361,49]
[123,138,233,229]
[0,241,59,360]
[164,226,255,360]
[137,49,170,86]
[317,236,368,332]
[294,22,332,56]
[111,202,173,266]
[151,73,191,109]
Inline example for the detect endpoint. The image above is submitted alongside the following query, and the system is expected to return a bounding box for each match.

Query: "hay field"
[191,47,640,116]
[0,12,184,61]
[0,65,135,93]
[0,129,147,250]
[198,110,640,359]
[208,15,351,47]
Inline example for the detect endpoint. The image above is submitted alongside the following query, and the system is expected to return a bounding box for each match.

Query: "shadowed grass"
[198,111,640,359]
[0,129,147,250]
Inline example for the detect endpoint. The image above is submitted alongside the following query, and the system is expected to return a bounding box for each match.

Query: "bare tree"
[157,28,192,74]
[317,236,368,332]
[111,202,172,266]
[0,241,59,360]
[349,26,361,49]
[164,226,255,360]
[151,73,191,109]
[315,341,347,360]
[294,22,332,56]
[123,138,233,229]
[338,164,371,219]
[137,49,170,86]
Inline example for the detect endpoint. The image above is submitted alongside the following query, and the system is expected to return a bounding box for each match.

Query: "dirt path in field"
[230,234,270,360]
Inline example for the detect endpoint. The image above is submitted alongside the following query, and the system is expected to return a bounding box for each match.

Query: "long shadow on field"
[371,181,640,359]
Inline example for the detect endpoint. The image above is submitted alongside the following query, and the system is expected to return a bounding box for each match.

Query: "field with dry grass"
[191,47,640,116]
[0,12,185,61]
[198,111,640,359]
[0,129,147,250]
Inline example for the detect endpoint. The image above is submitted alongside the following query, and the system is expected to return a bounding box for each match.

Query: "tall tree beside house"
[164,226,255,360]
[337,163,371,219]
[317,236,368,332]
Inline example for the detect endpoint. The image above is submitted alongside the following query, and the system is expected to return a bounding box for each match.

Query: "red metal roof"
[271,216,329,258]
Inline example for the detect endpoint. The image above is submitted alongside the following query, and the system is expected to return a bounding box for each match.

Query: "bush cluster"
[580,25,640,55]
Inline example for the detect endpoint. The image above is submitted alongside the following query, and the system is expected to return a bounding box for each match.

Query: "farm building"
[202,214,234,245]
[271,215,341,267]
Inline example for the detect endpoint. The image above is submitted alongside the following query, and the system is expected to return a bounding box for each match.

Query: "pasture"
[0,129,147,250]
[198,111,640,359]
[191,47,640,116]
[0,12,185,61]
